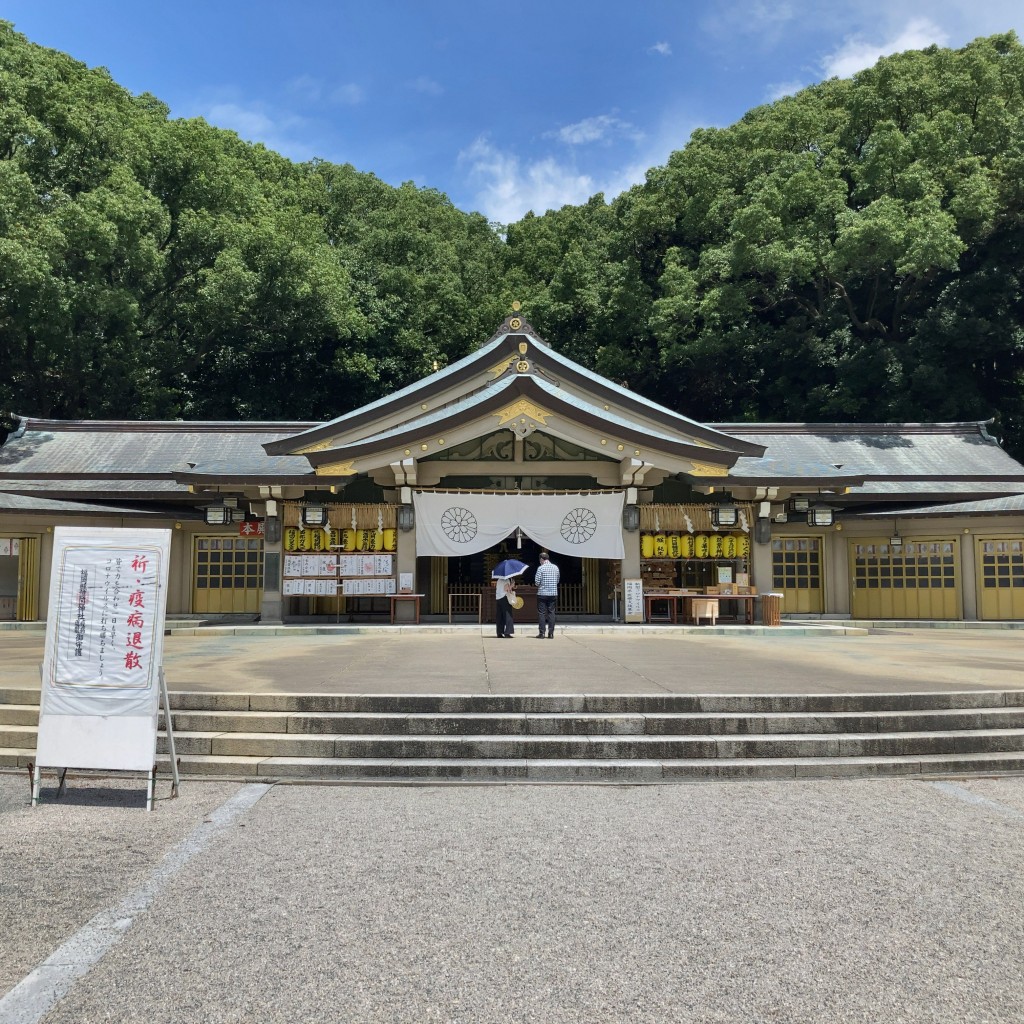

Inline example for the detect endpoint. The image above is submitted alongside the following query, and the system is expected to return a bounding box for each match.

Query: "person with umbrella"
[492,558,528,638]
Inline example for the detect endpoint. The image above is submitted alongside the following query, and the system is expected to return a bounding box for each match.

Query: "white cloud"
[457,119,692,224]
[201,102,319,162]
[410,76,444,96]
[649,41,672,56]
[286,74,323,102]
[458,137,598,223]
[331,83,364,106]
[765,79,806,101]
[822,16,950,78]
[548,114,643,146]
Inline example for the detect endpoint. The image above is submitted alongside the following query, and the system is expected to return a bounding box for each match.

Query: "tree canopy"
[2,24,1023,454]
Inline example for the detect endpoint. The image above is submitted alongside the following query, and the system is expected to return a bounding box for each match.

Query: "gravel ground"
[0,774,240,997]
[9,777,1020,1024]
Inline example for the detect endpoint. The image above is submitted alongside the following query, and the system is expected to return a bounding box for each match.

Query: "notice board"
[623,578,644,623]
[35,527,172,772]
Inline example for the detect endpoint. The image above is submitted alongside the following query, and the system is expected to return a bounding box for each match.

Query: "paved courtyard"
[1,774,1023,1023]
[2,625,1024,695]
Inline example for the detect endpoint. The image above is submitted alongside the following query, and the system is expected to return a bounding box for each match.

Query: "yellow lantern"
[681,534,694,558]
[641,534,655,558]
[383,528,397,551]
[654,533,668,557]
[721,535,736,558]
[695,534,709,558]
[667,534,682,558]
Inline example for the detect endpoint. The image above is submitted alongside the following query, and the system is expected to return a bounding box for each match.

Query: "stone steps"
[3,688,1024,781]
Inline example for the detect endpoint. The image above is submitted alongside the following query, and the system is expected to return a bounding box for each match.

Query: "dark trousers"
[537,595,557,636]
[496,596,515,637]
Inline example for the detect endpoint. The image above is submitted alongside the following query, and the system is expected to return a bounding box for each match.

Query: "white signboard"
[623,578,644,623]
[36,527,172,772]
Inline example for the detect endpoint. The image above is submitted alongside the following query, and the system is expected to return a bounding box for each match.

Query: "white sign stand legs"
[31,663,180,811]
[160,666,180,801]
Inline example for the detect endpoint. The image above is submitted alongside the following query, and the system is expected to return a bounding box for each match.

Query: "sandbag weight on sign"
[641,534,655,558]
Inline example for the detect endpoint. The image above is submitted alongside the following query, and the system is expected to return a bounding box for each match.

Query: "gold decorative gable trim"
[487,356,516,379]
[294,438,336,455]
[688,460,729,477]
[315,460,357,476]
[494,400,550,426]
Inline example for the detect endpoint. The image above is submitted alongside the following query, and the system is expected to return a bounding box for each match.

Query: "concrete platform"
[3,624,1024,696]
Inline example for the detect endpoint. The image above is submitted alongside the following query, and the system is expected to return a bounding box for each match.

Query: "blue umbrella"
[492,558,529,580]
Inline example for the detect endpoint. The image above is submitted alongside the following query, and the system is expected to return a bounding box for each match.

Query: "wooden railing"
[446,583,587,616]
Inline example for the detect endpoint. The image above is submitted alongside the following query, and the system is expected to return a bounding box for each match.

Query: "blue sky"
[4,1,1023,224]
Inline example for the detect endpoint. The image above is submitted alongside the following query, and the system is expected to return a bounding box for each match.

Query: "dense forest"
[1,24,1023,452]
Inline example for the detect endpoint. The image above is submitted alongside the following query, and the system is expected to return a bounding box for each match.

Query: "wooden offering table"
[643,590,759,625]
[389,593,424,624]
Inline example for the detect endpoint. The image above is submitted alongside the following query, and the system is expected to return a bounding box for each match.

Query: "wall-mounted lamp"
[622,504,640,532]
[397,505,415,532]
[807,506,834,527]
[204,505,229,526]
[302,504,328,528]
[788,496,810,513]
[889,534,902,547]
[710,505,739,529]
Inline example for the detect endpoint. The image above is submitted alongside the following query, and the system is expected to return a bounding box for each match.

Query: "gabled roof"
[303,374,744,470]
[265,317,766,462]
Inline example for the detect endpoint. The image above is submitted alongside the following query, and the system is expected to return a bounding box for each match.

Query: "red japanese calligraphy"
[126,632,144,650]
[128,590,144,608]
[124,651,142,670]
[126,611,144,628]
[131,555,148,572]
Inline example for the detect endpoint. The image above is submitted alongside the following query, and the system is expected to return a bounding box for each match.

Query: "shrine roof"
[848,494,1024,517]
[0,490,175,516]
[708,422,1024,483]
[303,374,743,469]
[265,318,765,459]
[0,420,315,480]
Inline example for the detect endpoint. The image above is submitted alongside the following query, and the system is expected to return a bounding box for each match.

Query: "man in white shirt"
[533,551,560,638]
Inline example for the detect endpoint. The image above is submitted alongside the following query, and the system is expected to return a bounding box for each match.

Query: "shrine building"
[3,313,1024,625]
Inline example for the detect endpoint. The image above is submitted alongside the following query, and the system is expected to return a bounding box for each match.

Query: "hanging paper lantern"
[708,534,722,557]
[721,535,736,558]
[737,535,751,558]
[383,528,397,551]
[667,534,682,558]
[654,533,668,557]
[681,534,694,558]
[641,534,655,558]
[695,534,710,558]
